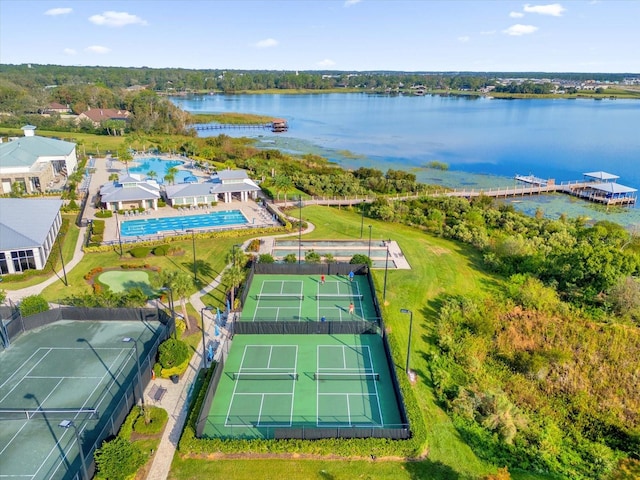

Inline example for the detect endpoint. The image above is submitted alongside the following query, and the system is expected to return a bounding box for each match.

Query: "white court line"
[25,376,103,380]
[257,394,265,426]
[0,347,54,391]
[0,348,53,403]
[225,346,250,425]
[0,421,30,456]
[365,346,384,426]
[267,346,273,368]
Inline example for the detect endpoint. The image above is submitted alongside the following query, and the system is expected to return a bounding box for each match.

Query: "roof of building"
[0,136,76,169]
[48,102,68,110]
[165,178,260,199]
[590,182,637,194]
[100,175,160,203]
[584,171,620,181]
[80,108,130,123]
[215,170,250,181]
[0,199,63,250]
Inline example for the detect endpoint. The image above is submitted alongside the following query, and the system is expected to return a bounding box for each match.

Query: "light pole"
[360,204,365,238]
[57,236,68,286]
[298,196,303,265]
[160,286,175,336]
[58,420,88,480]
[200,306,214,367]
[122,337,144,405]
[187,229,197,282]
[383,240,390,302]
[400,309,413,375]
[368,225,372,258]
[114,210,123,257]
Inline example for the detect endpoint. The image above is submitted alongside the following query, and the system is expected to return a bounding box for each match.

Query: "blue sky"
[1,1,638,72]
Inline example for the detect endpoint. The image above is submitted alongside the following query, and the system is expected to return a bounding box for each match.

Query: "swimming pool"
[121,210,248,236]
[129,157,192,184]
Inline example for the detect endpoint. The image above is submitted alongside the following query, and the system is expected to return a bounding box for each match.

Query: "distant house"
[99,173,161,211]
[0,125,77,194]
[164,169,261,206]
[42,102,71,114]
[0,198,63,274]
[77,108,131,128]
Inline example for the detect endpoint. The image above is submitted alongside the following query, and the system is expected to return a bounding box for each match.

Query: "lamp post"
[360,204,365,239]
[58,420,88,480]
[368,225,372,259]
[200,306,214,367]
[57,237,68,287]
[114,210,123,257]
[298,196,303,265]
[383,240,390,302]
[122,337,144,405]
[187,229,197,282]
[400,309,413,375]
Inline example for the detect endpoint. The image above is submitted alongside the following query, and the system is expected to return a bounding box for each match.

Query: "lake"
[171,93,640,228]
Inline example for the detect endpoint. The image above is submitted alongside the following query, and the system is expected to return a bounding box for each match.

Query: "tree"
[94,436,144,480]
[608,276,640,321]
[164,166,178,185]
[19,295,49,316]
[154,270,194,330]
[146,170,157,182]
[0,289,6,305]
[350,254,372,268]
[273,174,293,200]
[221,247,246,312]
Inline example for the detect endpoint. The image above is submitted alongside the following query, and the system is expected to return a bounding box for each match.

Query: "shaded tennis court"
[199,334,404,439]
[240,274,378,323]
[0,318,165,480]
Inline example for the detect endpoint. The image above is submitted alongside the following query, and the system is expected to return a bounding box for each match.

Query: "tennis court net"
[255,293,304,300]
[0,407,99,420]
[313,372,380,381]
[231,372,299,381]
[315,294,363,300]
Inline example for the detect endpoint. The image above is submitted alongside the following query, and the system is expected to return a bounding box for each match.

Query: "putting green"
[97,270,155,296]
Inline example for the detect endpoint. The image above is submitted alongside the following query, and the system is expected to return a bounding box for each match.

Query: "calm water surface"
[172,93,640,227]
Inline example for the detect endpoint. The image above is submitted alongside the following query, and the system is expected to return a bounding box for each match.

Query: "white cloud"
[254,38,278,48]
[480,30,496,35]
[503,24,539,36]
[523,3,566,16]
[89,11,148,27]
[344,0,362,6]
[45,7,72,16]
[317,59,336,67]
[63,48,77,55]
[458,36,470,43]
[85,45,111,54]
[510,11,524,18]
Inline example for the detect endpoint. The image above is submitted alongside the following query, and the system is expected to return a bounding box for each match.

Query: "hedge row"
[83,225,290,254]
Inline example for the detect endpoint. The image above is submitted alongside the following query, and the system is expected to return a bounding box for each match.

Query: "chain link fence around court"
[0,307,173,479]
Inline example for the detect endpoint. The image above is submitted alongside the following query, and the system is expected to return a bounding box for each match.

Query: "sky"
[1,0,639,73]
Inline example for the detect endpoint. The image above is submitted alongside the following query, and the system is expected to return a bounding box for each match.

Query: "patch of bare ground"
[427,246,449,255]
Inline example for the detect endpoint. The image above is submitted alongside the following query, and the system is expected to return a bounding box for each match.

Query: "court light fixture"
[200,306,215,368]
[58,420,88,480]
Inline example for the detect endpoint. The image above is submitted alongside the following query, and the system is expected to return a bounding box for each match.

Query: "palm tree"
[164,166,178,185]
[273,174,293,201]
[146,170,157,182]
[221,246,247,312]
[154,270,195,331]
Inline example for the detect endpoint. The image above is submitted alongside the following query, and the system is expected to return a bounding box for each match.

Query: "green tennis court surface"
[0,319,164,480]
[241,274,378,322]
[200,334,404,439]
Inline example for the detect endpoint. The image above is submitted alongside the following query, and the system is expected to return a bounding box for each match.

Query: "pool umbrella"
[216,307,221,325]
[215,324,220,337]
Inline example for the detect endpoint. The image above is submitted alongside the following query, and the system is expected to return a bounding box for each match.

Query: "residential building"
[77,108,131,127]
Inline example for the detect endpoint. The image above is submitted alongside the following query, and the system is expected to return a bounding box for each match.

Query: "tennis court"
[0,319,164,480]
[240,274,378,323]
[199,334,405,439]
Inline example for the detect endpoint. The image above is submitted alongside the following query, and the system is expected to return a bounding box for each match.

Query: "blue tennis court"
[121,209,248,236]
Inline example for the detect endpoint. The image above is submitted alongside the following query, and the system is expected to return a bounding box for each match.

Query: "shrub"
[133,406,168,435]
[305,249,321,263]
[158,199,166,207]
[175,318,186,338]
[19,295,49,317]
[248,238,261,252]
[258,253,275,264]
[283,253,297,264]
[129,246,150,258]
[350,254,372,267]
[94,209,113,218]
[152,244,170,256]
[94,436,144,480]
[91,220,105,235]
[158,338,189,369]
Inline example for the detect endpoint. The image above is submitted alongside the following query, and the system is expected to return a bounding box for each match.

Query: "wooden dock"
[193,119,288,133]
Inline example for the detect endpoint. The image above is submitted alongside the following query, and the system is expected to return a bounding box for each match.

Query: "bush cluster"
[129,246,150,258]
[94,210,113,218]
[158,338,189,369]
[18,295,50,317]
[83,266,103,280]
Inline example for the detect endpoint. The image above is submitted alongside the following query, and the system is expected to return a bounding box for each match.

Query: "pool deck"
[85,155,279,243]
